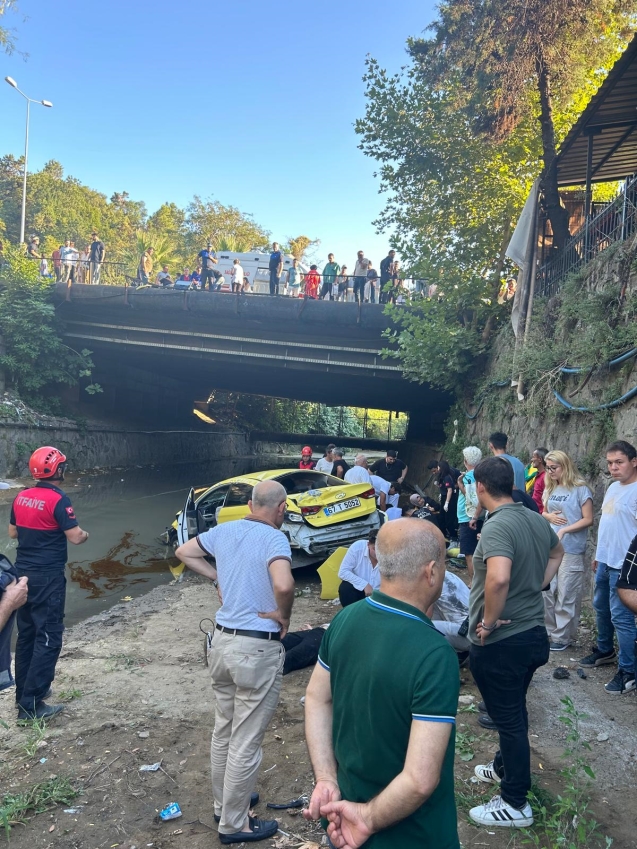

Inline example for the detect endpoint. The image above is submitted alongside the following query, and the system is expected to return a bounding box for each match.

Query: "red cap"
[301,446,312,455]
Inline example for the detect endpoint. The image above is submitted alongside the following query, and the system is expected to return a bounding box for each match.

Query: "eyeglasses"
[546,465,561,472]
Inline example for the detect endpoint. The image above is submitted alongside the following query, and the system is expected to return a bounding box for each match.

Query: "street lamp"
[4,76,53,245]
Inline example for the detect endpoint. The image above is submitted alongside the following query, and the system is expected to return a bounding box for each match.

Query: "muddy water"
[0,455,296,627]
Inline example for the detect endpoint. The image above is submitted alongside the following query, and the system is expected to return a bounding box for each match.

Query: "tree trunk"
[536,53,570,252]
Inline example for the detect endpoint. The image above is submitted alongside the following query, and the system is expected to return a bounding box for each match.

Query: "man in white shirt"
[175,480,295,844]
[231,260,244,293]
[580,440,637,695]
[314,444,336,474]
[353,250,370,304]
[60,239,74,283]
[370,473,390,511]
[338,530,379,607]
[344,454,372,486]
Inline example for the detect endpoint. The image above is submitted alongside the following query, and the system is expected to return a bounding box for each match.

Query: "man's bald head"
[376,518,445,581]
[354,453,368,467]
[250,480,288,527]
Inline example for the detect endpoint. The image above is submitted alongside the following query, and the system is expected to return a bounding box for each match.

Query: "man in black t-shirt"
[269,242,283,296]
[407,493,441,527]
[370,450,408,484]
[198,243,218,291]
[9,446,89,721]
[331,449,350,480]
[89,232,105,285]
[379,250,396,304]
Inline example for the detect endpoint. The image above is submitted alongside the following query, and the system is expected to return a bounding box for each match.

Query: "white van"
[214,250,306,294]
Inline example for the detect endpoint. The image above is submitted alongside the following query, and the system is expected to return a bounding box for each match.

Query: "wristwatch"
[481,619,497,632]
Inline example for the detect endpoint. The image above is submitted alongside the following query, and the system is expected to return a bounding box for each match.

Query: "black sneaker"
[17,701,64,722]
[478,713,497,730]
[604,669,636,694]
[214,793,259,823]
[579,647,617,667]
[218,816,278,844]
[478,700,487,712]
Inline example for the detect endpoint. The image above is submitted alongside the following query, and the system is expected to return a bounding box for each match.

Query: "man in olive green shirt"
[468,457,563,830]
[303,519,460,849]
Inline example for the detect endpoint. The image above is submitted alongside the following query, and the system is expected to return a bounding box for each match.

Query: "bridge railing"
[25,257,439,304]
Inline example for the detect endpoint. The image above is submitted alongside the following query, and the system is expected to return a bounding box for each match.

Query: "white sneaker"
[474,761,501,784]
[469,794,534,828]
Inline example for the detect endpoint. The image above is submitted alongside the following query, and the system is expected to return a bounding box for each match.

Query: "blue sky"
[1,0,437,268]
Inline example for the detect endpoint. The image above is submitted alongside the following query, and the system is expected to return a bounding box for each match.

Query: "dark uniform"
[10,482,78,711]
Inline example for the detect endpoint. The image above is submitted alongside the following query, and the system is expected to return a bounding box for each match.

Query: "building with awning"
[508,33,637,312]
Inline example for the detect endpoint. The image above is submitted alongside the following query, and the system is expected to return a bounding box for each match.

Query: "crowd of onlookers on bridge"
[15,234,446,304]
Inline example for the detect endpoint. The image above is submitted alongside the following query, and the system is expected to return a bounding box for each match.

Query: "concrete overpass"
[56,284,451,440]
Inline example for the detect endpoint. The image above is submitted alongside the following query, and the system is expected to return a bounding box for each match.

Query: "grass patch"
[454,777,493,813]
[0,777,78,839]
[16,718,48,759]
[105,653,146,672]
[57,689,83,702]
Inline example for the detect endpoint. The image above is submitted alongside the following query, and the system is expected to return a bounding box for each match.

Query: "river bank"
[0,567,635,849]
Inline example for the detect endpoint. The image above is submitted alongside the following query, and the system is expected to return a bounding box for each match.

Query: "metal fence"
[536,173,637,298]
[19,255,436,304]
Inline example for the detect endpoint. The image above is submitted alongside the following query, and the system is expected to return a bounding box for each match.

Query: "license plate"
[324,498,361,516]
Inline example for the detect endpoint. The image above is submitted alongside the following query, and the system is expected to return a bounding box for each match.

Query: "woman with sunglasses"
[542,450,593,651]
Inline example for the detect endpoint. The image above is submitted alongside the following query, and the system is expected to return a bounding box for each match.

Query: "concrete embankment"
[0,416,299,477]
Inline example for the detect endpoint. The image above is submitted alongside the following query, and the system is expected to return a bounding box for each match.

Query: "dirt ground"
[1,565,636,849]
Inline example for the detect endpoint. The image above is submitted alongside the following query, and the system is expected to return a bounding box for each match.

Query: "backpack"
[463,474,480,519]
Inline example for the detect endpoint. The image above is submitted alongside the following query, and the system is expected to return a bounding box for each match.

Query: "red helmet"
[301,446,313,456]
[29,446,68,480]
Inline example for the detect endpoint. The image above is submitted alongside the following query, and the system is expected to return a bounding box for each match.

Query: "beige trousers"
[208,630,284,833]
[544,552,585,645]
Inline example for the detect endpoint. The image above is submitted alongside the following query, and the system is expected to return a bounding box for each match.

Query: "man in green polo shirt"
[320,254,341,299]
[303,518,460,849]
[468,457,563,829]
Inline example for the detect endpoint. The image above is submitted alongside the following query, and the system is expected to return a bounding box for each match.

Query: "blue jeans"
[594,562,637,672]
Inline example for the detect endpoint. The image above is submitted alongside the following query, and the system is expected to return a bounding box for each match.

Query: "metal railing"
[536,173,637,298]
[19,254,435,304]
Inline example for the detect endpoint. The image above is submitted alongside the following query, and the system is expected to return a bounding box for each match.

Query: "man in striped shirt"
[303,519,460,849]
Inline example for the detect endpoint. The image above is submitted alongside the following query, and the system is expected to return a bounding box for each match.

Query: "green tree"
[123,230,181,279]
[147,202,185,237]
[0,0,21,55]
[0,245,100,409]
[356,60,536,390]
[184,197,270,253]
[286,236,320,261]
[408,0,636,249]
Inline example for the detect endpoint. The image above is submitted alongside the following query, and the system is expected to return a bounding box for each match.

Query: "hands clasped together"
[304,779,373,849]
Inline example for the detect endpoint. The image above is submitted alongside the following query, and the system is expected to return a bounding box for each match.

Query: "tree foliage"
[357,59,536,391]
[0,158,272,278]
[184,197,270,253]
[285,236,320,261]
[357,15,634,394]
[0,0,21,56]
[408,0,637,248]
[0,245,100,410]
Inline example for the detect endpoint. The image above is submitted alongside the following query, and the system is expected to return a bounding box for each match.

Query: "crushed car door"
[177,487,199,546]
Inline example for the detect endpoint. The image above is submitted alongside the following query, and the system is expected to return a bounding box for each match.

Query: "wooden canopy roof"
[556,34,637,186]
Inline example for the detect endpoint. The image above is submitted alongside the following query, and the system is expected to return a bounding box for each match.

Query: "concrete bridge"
[56,284,450,440]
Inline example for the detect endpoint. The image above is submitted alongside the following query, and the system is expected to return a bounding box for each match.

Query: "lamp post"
[4,76,53,245]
